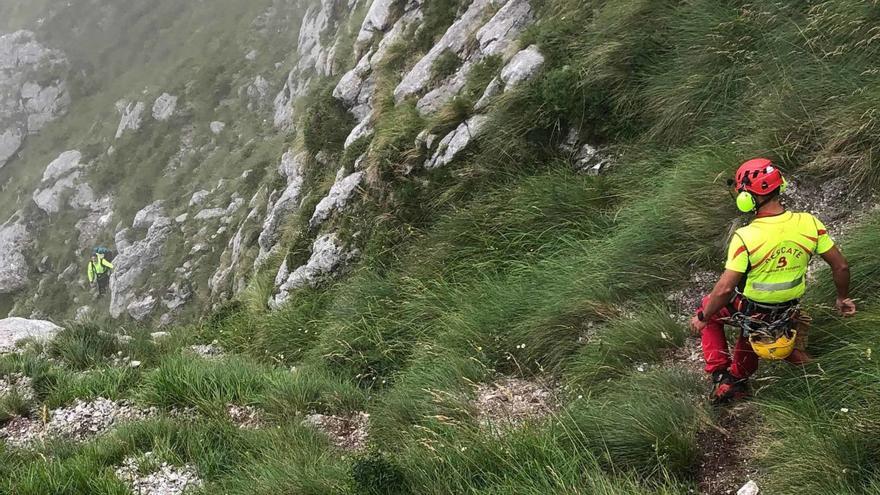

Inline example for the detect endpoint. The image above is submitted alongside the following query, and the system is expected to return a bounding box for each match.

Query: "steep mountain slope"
[0,1,880,494]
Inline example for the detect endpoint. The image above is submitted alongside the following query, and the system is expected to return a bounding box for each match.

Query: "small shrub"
[351,452,409,495]
[430,49,461,85]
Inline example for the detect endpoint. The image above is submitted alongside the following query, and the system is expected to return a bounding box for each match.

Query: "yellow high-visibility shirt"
[87,258,114,282]
[725,211,834,304]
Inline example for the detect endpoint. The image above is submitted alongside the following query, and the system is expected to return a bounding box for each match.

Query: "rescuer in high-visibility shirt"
[87,253,114,297]
[689,158,856,404]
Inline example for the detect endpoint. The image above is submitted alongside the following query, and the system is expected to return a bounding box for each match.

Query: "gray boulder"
[500,45,545,87]
[426,115,490,169]
[110,218,172,318]
[271,233,359,308]
[115,100,145,138]
[40,150,82,182]
[210,121,226,134]
[151,93,177,121]
[189,190,210,207]
[194,208,226,221]
[310,170,365,228]
[0,129,23,167]
[355,0,398,50]
[0,215,30,294]
[0,317,62,353]
[126,295,157,321]
[475,0,535,58]
[132,201,165,230]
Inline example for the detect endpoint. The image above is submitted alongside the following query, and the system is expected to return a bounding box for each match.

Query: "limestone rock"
[189,190,210,207]
[151,93,177,121]
[256,151,307,263]
[0,215,31,294]
[246,75,270,111]
[194,208,226,221]
[210,121,226,134]
[737,481,759,495]
[132,200,166,230]
[355,0,398,50]
[500,45,545,87]
[475,0,534,58]
[0,317,62,352]
[115,100,145,138]
[426,115,489,169]
[110,218,172,318]
[344,116,374,148]
[32,152,97,214]
[409,0,536,114]
[0,129,23,168]
[272,233,358,307]
[310,170,365,228]
[41,150,82,182]
[395,0,496,103]
[126,295,157,321]
[0,31,70,168]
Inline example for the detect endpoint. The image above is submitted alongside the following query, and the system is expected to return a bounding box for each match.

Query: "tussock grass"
[139,354,282,412]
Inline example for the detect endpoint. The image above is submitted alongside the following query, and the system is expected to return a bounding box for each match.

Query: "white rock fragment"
[210,121,226,134]
[151,93,177,121]
[115,452,203,495]
[737,480,760,495]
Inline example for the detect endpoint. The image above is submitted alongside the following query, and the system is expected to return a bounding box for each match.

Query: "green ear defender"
[736,191,757,212]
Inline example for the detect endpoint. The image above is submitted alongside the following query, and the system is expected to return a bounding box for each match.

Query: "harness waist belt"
[751,276,804,292]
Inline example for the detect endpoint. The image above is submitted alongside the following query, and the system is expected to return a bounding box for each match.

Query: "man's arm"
[690,269,744,333]
[102,259,114,270]
[820,246,856,316]
[87,263,94,283]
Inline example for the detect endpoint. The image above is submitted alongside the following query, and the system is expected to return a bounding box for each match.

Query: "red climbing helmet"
[734,158,784,195]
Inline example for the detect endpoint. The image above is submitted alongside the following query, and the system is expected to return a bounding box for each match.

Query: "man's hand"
[690,315,707,335]
[836,297,857,317]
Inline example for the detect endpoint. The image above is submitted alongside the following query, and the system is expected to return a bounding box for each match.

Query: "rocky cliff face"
[0,30,70,168]
[0,0,595,324]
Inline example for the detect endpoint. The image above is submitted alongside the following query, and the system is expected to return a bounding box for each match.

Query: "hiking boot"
[710,370,749,405]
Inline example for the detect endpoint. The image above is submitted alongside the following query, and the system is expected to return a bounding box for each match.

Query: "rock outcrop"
[151,93,178,121]
[256,150,307,265]
[309,170,364,228]
[115,100,145,138]
[426,115,490,169]
[274,0,347,128]
[0,30,70,168]
[0,214,31,294]
[271,233,358,308]
[31,150,99,214]
[110,207,172,319]
[0,317,62,352]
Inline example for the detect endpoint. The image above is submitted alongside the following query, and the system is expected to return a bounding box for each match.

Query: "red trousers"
[698,296,759,379]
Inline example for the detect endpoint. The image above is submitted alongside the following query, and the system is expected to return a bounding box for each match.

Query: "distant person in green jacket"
[87,253,114,297]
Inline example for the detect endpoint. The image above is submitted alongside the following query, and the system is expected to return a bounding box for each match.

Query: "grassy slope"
[3,0,880,494]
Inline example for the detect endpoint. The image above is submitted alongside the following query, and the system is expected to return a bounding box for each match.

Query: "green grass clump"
[139,354,282,412]
[48,323,120,370]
